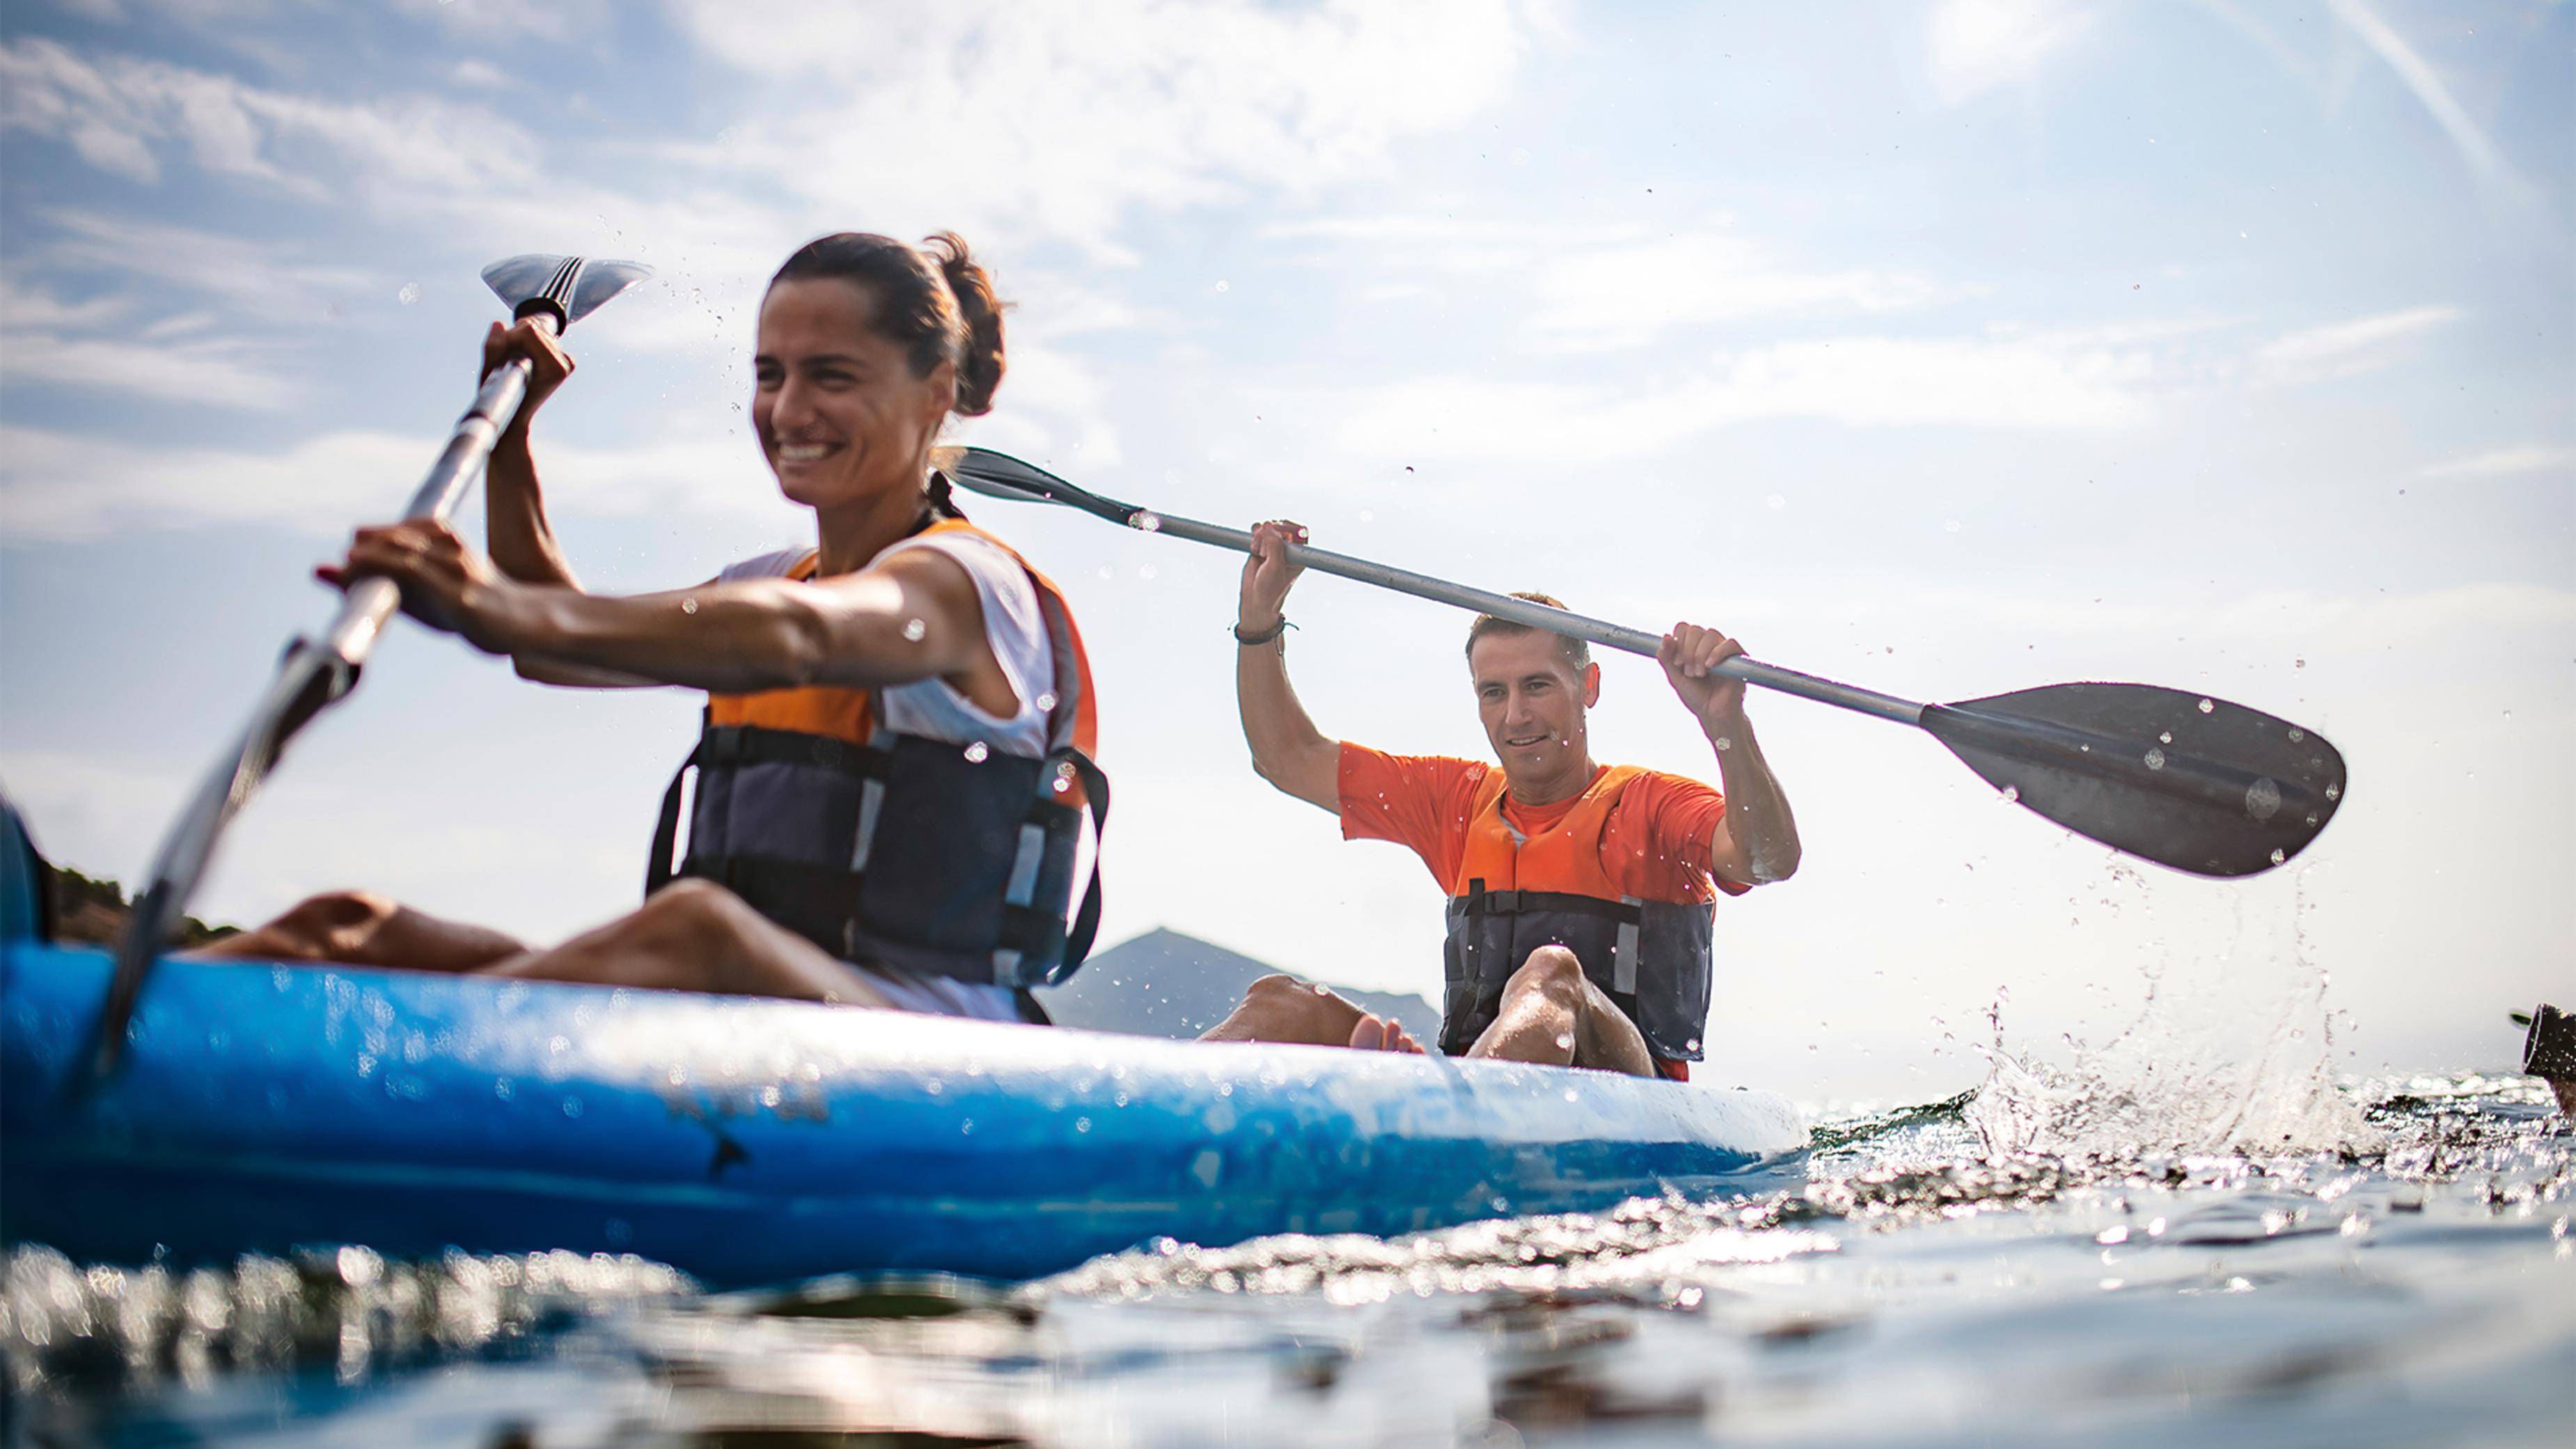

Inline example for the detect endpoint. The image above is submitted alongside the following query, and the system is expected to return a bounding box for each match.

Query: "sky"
[1,0,2568,1106]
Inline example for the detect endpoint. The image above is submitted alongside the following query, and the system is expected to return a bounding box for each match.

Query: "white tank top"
[718,532,1058,758]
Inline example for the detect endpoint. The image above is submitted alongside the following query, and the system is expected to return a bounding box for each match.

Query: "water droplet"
[1944,519,1961,533]
[2244,777,2282,822]
[2270,848,2286,866]
[1134,511,1163,533]
[901,617,927,641]
[2323,783,2341,801]
[1075,1117,1092,1133]
[1359,509,1374,522]
[1098,565,1114,579]
[962,741,989,764]
[679,597,698,615]
[1051,776,1071,794]
[1214,279,1230,292]
[1035,691,1058,712]
[2001,785,2020,803]
[1562,1087,1579,1102]
[1684,1037,1700,1053]
[396,281,421,305]
[2197,698,2215,714]
[2158,730,2172,744]
[561,1096,584,1118]
[2144,748,2165,771]
[1766,494,1785,510]
[1713,735,1732,751]
[1555,1031,1575,1050]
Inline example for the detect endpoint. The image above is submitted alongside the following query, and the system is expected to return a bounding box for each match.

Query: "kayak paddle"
[935,445,2346,882]
[93,254,652,1080]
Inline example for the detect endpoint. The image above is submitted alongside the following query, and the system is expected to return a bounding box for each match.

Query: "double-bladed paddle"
[935,445,2347,882]
[92,255,652,1079]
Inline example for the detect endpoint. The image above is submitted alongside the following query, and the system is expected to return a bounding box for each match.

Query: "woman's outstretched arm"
[320,521,988,696]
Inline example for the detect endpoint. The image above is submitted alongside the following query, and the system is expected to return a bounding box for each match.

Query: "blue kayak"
[1,932,1808,1287]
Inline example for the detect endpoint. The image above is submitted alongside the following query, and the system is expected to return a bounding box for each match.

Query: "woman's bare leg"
[191,891,526,972]
[476,880,893,1006]
[1200,973,1369,1047]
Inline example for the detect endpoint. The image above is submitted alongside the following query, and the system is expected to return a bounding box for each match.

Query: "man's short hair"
[1464,592,1591,671]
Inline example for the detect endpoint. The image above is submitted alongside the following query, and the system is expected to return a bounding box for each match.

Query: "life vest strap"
[1453,883,1644,927]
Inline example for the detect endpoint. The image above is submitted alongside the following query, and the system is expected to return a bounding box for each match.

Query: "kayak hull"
[1,943,1808,1287]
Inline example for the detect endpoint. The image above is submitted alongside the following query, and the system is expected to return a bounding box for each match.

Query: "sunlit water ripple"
[5,1072,2568,1447]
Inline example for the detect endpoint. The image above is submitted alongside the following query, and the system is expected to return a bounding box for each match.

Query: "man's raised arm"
[1659,622,1802,887]
[1235,520,1340,813]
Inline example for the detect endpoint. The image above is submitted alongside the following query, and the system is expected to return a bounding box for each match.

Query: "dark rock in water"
[1038,927,1440,1044]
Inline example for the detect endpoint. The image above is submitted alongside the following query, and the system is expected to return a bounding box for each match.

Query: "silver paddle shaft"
[102,330,549,1073]
[1138,509,1927,726]
[327,331,546,661]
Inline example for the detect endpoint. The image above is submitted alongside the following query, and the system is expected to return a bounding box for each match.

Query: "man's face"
[1468,631,1599,790]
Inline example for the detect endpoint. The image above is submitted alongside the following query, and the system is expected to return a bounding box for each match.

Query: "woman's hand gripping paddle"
[91,256,652,1081]
[934,445,2346,881]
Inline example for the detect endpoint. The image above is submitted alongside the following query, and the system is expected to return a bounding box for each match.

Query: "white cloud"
[0,279,129,329]
[0,423,790,540]
[2416,444,2576,480]
[1929,0,2096,104]
[1271,213,1947,352]
[1334,327,2160,462]
[447,58,511,90]
[1527,230,1945,351]
[663,0,1561,258]
[34,207,376,311]
[0,328,292,407]
[2249,305,2458,387]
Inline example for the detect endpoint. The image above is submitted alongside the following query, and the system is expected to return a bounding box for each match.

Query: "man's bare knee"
[635,879,757,947]
[1505,944,1588,1005]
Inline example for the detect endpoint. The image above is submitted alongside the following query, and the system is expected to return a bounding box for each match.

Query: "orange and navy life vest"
[1440,765,1714,1062]
[645,503,1108,992]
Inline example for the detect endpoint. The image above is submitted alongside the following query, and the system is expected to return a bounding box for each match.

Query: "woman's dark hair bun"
[925,232,1007,417]
[769,229,1010,416]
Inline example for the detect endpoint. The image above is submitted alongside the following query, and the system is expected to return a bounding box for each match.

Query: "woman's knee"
[1239,972,1360,1033]
[266,890,400,955]
[634,879,757,944]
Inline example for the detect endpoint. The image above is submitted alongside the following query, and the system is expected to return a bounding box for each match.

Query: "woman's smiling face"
[752,276,955,513]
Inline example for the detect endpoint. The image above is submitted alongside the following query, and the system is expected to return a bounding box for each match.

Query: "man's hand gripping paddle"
[91,256,652,1081]
[936,446,2347,882]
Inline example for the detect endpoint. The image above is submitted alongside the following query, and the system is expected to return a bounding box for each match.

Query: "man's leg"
[1466,944,1655,1077]
[1200,973,1369,1047]
[476,880,894,1006]
[194,891,526,973]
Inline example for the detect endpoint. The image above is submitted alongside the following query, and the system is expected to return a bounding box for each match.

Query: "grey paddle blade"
[1923,682,2346,877]
[480,254,652,327]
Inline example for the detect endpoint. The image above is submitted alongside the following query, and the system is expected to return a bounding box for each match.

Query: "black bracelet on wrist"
[1232,616,1294,646]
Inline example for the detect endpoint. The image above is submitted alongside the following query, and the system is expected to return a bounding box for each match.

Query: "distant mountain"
[1038,927,1443,1045]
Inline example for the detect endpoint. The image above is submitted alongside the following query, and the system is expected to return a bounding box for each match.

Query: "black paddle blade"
[936,445,1141,525]
[1922,683,2346,877]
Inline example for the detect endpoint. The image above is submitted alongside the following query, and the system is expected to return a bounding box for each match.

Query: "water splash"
[1965,867,2378,1159]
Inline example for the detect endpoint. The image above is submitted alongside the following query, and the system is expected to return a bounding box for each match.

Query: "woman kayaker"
[201,233,1104,1022]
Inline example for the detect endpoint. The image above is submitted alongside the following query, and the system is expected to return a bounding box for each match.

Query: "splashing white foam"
[1966,864,2380,1159]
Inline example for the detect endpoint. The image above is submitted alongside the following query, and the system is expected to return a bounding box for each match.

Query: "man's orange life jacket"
[646,507,1107,992]
[1440,765,1715,1062]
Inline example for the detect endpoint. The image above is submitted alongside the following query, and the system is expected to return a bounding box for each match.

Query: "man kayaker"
[1201,522,1800,1078]
[201,232,1103,1022]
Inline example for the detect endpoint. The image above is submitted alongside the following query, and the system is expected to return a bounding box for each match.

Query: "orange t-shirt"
[1336,742,1751,904]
